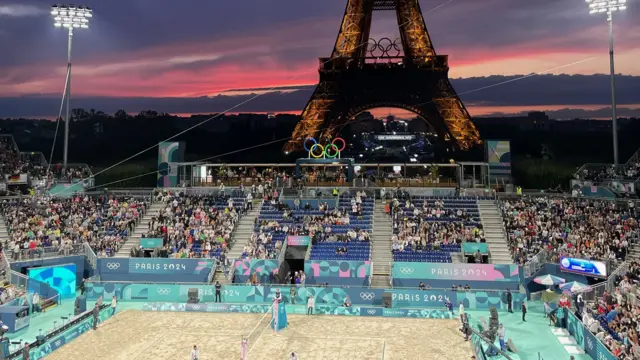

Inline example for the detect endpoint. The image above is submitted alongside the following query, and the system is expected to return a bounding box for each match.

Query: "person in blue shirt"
[445,300,454,315]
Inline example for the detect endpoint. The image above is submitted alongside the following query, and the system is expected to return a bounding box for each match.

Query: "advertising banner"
[28,306,114,360]
[97,258,214,282]
[233,259,280,283]
[304,260,371,286]
[391,262,520,289]
[287,236,311,246]
[462,243,488,254]
[138,302,454,320]
[565,310,617,360]
[85,282,524,311]
[140,238,163,248]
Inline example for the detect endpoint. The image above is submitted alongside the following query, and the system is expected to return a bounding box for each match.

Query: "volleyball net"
[241,299,288,359]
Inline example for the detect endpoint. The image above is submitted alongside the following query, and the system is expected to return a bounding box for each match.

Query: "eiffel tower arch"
[283,0,481,154]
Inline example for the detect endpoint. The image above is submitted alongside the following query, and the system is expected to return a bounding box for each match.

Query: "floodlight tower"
[585,0,627,166]
[51,4,92,170]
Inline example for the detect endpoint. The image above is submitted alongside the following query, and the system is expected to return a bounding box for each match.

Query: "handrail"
[469,327,515,360]
[1,250,11,282]
[207,262,217,284]
[83,242,98,268]
[226,258,236,283]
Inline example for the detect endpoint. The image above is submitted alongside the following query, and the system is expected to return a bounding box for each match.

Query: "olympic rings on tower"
[303,137,346,159]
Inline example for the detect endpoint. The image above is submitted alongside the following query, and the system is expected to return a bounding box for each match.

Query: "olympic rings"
[310,143,325,158]
[304,137,346,158]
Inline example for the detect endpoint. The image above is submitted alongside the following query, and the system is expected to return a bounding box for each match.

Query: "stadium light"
[585,0,627,166]
[51,4,93,169]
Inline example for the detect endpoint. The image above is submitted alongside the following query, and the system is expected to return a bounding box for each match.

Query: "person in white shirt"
[111,296,117,316]
[290,352,299,360]
[32,292,40,313]
[498,324,506,351]
[459,302,465,323]
[191,345,199,360]
[307,296,315,315]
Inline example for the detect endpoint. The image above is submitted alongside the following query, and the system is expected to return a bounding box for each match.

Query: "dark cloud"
[1,74,638,118]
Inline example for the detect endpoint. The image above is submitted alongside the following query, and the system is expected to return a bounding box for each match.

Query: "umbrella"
[533,274,566,286]
[559,281,591,293]
[541,289,562,303]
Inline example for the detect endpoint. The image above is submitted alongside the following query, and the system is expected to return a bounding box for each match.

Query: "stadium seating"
[247,193,372,261]
[499,196,638,264]
[1,195,147,259]
[145,190,245,259]
[389,196,484,263]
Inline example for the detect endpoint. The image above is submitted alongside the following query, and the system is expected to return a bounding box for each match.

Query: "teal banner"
[27,306,114,359]
[140,238,163,248]
[462,243,488,254]
[304,260,371,286]
[85,283,524,311]
[391,263,520,289]
[566,310,617,360]
[138,302,455,320]
[233,259,279,283]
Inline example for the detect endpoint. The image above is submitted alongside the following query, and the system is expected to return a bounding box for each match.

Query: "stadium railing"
[5,244,83,261]
[10,270,28,290]
[207,262,217,283]
[469,327,514,360]
[0,250,10,282]
[84,242,98,269]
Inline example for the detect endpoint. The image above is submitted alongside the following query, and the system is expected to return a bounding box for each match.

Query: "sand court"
[43,310,472,360]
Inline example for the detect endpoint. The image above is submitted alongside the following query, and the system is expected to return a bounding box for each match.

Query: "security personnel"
[332,188,338,196]
[516,186,522,196]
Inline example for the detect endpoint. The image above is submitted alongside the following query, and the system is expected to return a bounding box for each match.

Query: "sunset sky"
[0,0,639,117]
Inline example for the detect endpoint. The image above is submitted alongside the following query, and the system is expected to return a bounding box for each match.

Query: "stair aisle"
[0,215,9,245]
[477,200,513,264]
[550,328,585,356]
[115,201,166,257]
[370,199,393,288]
[226,201,261,260]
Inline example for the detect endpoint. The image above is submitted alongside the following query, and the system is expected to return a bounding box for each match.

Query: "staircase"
[115,201,166,257]
[0,216,9,245]
[370,199,393,288]
[226,201,261,260]
[477,200,513,264]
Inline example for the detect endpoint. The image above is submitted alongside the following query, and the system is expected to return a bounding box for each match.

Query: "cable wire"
[74,0,456,182]
[46,66,71,176]
[76,54,598,192]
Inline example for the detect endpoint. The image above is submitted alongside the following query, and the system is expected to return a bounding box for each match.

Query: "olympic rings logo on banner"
[106,263,120,270]
[399,267,414,274]
[157,288,170,295]
[360,292,376,300]
[303,137,346,159]
[367,309,377,315]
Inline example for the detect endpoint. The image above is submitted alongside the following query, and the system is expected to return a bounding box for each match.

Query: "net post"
[272,298,278,334]
[241,337,248,360]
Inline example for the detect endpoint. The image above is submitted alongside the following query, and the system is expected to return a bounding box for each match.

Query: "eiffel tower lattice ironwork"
[283,0,481,153]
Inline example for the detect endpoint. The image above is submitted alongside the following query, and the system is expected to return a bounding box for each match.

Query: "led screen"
[28,263,77,298]
[559,257,608,278]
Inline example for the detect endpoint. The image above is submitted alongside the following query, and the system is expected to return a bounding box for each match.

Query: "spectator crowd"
[388,196,483,256]
[500,196,638,265]
[144,190,242,260]
[1,195,146,259]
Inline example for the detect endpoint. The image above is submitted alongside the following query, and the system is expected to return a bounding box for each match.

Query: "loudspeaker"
[188,288,199,303]
[382,292,392,308]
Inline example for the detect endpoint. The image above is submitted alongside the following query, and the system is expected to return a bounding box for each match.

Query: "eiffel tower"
[283,0,481,153]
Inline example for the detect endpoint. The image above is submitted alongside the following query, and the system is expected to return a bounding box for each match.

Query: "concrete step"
[370,275,390,288]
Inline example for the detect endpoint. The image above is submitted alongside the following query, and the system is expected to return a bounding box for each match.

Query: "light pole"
[51,4,92,170]
[585,0,627,166]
